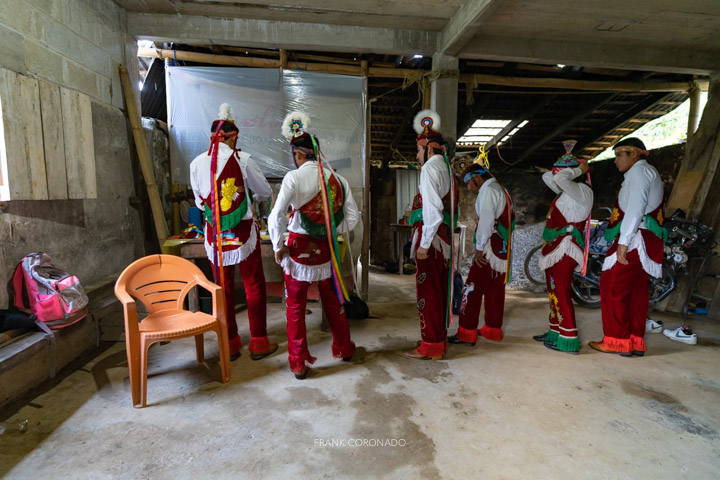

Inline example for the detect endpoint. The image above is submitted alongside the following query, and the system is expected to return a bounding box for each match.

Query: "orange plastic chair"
[114,254,230,408]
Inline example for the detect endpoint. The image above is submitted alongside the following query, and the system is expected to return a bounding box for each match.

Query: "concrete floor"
[1,270,719,479]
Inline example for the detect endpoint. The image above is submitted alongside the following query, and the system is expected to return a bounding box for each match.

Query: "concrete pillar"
[430,53,459,143]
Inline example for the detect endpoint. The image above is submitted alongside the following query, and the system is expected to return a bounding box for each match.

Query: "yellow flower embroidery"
[220,177,238,212]
[610,207,620,223]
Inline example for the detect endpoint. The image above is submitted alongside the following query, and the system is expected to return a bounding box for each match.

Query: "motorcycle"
[570,209,716,308]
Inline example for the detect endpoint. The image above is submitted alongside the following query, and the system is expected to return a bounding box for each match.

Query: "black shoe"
[293,369,307,380]
[619,351,634,357]
[632,350,645,357]
[230,351,242,361]
[342,356,353,362]
[543,342,579,355]
[533,333,548,342]
[448,335,475,347]
[250,343,279,361]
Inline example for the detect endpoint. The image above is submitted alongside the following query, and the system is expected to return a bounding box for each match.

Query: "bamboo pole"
[361,60,371,300]
[119,65,170,249]
[461,73,709,93]
[138,47,708,92]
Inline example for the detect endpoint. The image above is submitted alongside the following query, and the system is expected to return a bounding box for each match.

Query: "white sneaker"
[663,325,697,345]
[646,318,663,333]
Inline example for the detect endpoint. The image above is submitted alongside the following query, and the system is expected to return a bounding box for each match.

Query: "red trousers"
[599,250,649,352]
[456,259,505,343]
[283,273,356,372]
[544,256,580,351]
[415,245,449,357]
[213,239,270,355]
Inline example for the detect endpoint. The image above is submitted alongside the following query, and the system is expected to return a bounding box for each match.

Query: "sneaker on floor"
[663,324,697,345]
[646,318,663,333]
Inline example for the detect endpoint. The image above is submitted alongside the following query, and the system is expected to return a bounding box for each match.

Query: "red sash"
[605,199,665,264]
[541,195,585,257]
[291,173,344,239]
[287,232,331,266]
[201,154,251,250]
[410,177,459,245]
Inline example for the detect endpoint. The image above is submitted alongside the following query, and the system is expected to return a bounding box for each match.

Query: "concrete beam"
[127,13,437,56]
[438,0,507,56]
[461,35,720,75]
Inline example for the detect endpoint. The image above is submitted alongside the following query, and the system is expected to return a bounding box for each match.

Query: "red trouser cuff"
[600,336,632,353]
[417,341,445,358]
[288,353,316,373]
[456,326,478,343]
[480,325,503,341]
[332,341,356,360]
[229,335,242,355]
[630,335,646,352]
[249,336,270,354]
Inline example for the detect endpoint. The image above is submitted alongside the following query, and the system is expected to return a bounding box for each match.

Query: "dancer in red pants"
[268,111,359,379]
[190,104,278,361]
[532,140,593,354]
[589,138,665,357]
[448,162,514,347]
[404,110,458,360]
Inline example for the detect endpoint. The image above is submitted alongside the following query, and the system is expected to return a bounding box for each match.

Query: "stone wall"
[0,0,144,307]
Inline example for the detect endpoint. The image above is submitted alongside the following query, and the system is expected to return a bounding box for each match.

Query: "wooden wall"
[0,67,96,201]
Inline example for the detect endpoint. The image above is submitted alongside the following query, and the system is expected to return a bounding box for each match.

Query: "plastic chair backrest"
[117,255,205,315]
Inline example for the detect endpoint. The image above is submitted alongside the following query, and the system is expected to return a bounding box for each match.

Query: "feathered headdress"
[413,109,443,143]
[211,103,239,134]
[282,111,311,141]
[552,139,580,174]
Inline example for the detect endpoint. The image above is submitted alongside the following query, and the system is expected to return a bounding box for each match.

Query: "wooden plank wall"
[0,68,47,200]
[0,67,97,200]
[39,82,68,199]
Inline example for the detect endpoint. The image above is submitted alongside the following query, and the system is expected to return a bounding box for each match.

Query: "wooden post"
[361,60,371,300]
[280,49,288,69]
[119,65,170,249]
[688,82,702,140]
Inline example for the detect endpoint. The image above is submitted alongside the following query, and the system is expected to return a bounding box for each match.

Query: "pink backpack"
[9,253,88,329]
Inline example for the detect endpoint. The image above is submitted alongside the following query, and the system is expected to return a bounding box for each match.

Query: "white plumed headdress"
[413,109,442,138]
[218,103,234,122]
[282,111,311,140]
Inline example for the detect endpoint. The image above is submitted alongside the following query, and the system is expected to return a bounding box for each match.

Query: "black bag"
[452,272,464,315]
[344,295,370,320]
[0,308,38,332]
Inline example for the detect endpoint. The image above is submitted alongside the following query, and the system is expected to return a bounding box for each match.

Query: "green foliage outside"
[591,92,709,161]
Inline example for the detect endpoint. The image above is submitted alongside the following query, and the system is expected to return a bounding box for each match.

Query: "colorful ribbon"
[312,136,350,304]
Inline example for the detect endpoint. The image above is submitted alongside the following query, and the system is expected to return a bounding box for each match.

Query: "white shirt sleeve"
[542,171,560,194]
[618,165,653,246]
[337,175,360,234]
[268,173,295,252]
[189,157,205,210]
[475,183,502,250]
[241,154,273,201]
[419,162,447,249]
[552,168,589,205]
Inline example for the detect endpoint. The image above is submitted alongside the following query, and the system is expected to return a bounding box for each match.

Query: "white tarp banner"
[166,67,366,188]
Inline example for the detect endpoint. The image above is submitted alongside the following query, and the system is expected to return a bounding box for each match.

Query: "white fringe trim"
[539,236,585,272]
[482,241,507,274]
[281,256,332,282]
[204,221,258,266]
[411,229,451,261]
[602,230,662,278]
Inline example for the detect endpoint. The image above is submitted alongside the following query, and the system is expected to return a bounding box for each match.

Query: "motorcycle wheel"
[571,274,602,308]
[523,244,546,286]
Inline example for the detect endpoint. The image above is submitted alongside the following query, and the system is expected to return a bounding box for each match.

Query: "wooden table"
[164,236,356,313]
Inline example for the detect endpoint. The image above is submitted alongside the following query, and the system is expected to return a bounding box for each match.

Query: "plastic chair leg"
[126,344,142,409]
[194,334,205,363]
[138,337,150,408]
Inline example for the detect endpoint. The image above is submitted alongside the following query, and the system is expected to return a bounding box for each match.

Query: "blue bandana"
[463,167,488,183]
